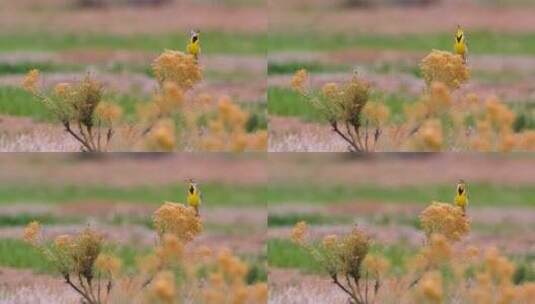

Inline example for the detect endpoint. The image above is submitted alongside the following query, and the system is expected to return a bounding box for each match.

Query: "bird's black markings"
[189,185,195,194]
[458,187,464,195]
[192,36,199,43]
[456,35,463,43]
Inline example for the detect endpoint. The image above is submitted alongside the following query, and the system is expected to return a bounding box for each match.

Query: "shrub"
[290,54,534,151]
[288,194,533,303]
[22,49,266,152]
[420,50,470,90]
[291,222,384,304]
[290,69,386,152]
[419,202,470,242]
[23,200,266,303]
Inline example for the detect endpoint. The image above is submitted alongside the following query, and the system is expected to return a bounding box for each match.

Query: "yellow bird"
[454,179,469,215]
[186,30,201,61]
[454,25,468,64]
[186,180,201,217]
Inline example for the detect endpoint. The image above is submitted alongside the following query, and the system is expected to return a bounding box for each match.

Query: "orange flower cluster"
[200,97,267,152]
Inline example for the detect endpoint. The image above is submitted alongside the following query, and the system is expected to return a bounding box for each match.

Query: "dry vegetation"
[289,199,534,303]
[290,50,535,152]
[22,50,266,152]
[22,201,267,304]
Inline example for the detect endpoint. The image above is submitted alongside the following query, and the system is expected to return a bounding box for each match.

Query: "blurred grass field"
[267,154,535,297]
[268,0,535,152]
[0,0,267,151]
[0,154,268,297]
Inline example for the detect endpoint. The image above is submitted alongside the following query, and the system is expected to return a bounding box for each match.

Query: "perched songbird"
[454,179,469,215]
[187,30,201,61]
[454,25,468,64]
[186,180,201,216]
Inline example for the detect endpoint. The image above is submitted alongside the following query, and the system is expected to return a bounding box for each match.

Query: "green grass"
[0,214,81,227]
[268,213,353,227]
[0,238,150,274]
[266,183,535,207]
[268,238,414,274]
[0,62,82,75]
[0,239,53,273]
[0,238,267,282]
[268,87,325,122]
[0,31,266,54]
[268,238,322,273]
[0,86,55,121]
[0,86,264,129]
[0,182,266,207]
[268,238,535,282]
[0,86,148,123]
[268,62,346,75]
[268,85,417,123]
[269,31,535,55]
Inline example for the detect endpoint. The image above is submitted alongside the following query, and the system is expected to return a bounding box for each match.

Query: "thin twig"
[65,275,93,304]
[97,120,102,151]
[64,122,93,151]
[365,271,369,304]
[97,273,101,303]
[332,122,360,152]
[333,275,360,304]
[78,273,92,303]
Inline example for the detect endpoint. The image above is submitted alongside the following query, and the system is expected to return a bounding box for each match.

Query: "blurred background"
[0,0,266,151]
[267,153,535,302]
[268,0,535,150]
[0,153,267,301]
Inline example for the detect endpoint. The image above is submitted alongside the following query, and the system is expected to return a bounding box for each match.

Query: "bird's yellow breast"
[187,42,200,56]
[454,41,466,55]
[187,193,200,207]
[455,194,467,207]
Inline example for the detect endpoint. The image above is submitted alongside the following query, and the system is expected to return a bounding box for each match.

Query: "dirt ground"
[268,153,535,187]
[270,0,535,34]
[0,153,267,186]
[0,0,266,35]
[268,0,535,153]
[0,0,267,152]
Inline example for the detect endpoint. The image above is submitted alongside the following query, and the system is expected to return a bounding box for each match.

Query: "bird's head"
[457,179,466,194]
[190,30,200,43]
[186,178,197,194]
[456,25,464,40]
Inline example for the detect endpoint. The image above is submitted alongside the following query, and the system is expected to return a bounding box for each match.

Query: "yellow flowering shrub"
[290,49,532,152]
[145,119,177,152]
[420,202,470,242]
[95,253,122,278]
[414,271,443,304]
[288,192,533,304]
[152,50,202,90]
[291,70,389,152]
[291,69,308,94]
[21,48,265,152]
[22,69,39,93]
[153,202,203,243]
[291,223,377,303]
[22,197,265,304]
[22,72,122,151]
[410,119,444,151]
[420,50,470,90]
[199,97,267,152]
